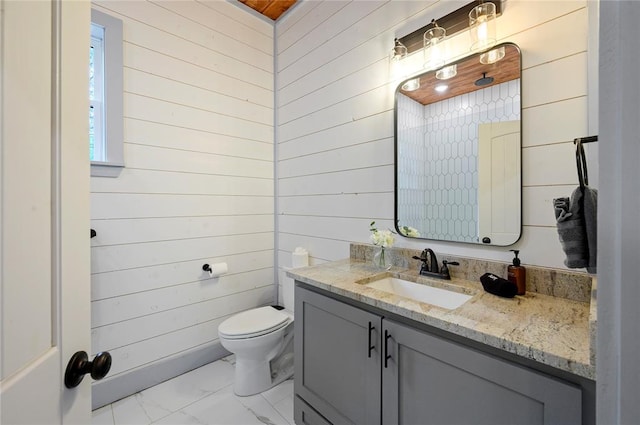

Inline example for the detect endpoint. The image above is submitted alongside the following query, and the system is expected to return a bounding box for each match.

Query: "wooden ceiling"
[238,0,297,20]
[400,44,520,106]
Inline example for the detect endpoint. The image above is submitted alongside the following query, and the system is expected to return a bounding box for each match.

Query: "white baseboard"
[92,341,230,410]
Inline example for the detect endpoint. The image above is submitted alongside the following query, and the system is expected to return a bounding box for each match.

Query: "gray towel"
[554,187,597,273]
[583,186,597,273]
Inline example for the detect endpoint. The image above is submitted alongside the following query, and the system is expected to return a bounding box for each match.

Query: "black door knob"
[64,351,112,388]
[482,237,491,244]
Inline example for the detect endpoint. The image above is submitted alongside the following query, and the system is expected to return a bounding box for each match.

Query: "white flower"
[399,225,420,237]
[369,221,395,248]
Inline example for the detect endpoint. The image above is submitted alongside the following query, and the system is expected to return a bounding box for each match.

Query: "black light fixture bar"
[397,0,503,54]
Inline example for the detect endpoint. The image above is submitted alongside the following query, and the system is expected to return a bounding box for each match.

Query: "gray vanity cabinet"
[294,396,332,425]
[294,286,382,425]
[382,318,582,425]
[295,285,583,425]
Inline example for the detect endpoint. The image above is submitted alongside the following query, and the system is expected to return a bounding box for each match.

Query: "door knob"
[64,351,112,388]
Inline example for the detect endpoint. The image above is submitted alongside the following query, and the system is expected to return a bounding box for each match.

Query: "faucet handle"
[440,260,459,279]
[412,255,429,274]
[413,249,429,261]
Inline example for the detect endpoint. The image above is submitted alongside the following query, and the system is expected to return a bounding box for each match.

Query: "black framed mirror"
[395,42,521,245]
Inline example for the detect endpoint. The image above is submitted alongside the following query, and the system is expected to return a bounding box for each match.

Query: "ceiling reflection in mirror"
[395,43,521,246]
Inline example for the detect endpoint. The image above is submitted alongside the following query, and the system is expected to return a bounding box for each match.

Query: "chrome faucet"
[412,249,459,280]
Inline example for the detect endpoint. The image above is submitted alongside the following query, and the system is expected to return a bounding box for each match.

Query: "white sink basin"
[365,277,472,310]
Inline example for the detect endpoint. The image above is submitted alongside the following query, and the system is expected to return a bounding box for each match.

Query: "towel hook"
[575,139,589,190]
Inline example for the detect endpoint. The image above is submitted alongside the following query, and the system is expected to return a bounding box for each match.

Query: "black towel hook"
[575,139,588,190]
[573,136,597,190]
[573,136,598,145]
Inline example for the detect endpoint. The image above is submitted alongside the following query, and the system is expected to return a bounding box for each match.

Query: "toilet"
[218,276,295,396]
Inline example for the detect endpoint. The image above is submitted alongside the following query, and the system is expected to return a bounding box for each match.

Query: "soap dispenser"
[508,250,526,295]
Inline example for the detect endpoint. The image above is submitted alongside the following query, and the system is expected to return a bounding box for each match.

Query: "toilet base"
[233,354,294,396]
[233,333,294,396]
[234,358,273,396]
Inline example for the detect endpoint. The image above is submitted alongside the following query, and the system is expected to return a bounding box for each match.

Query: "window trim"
[90,9,124,178]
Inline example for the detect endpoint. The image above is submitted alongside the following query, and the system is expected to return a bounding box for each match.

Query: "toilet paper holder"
[202,262,229,278]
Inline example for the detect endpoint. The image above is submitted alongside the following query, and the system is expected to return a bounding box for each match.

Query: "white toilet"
[218,276,295,396]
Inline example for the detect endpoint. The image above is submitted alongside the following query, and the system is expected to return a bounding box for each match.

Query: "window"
[90,9,123,177]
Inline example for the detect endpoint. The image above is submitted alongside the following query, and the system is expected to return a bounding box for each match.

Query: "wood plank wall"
[275,0,594,273]
[90,0,274,391]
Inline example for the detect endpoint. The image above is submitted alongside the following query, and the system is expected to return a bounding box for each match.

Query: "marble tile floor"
[92,356,294,425]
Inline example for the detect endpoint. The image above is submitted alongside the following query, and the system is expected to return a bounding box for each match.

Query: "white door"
[477,121,521,245]
[1,1,93,423]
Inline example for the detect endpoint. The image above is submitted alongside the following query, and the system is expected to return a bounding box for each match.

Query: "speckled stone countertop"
[287,258,595,380]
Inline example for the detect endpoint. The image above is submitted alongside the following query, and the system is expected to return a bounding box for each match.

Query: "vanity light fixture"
[392,1,503,79]
[479,46,506,64]
[436,64,457,80]
[389,38,408,79]
[402,78,421,91]
[469,2,498,52]
[390,38,408,63]
[423,21,447,70]
[392,1,502,56]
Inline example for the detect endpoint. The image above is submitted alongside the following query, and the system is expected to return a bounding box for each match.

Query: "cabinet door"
[294,396,333,425]
[382,319,582,425]
[295,286,382,425]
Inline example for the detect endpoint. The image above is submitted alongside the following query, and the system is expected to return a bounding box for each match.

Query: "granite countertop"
[287,258,595,380]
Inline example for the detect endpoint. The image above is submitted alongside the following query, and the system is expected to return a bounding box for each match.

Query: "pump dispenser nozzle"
[508,250,525,295]
[510,249,521,266]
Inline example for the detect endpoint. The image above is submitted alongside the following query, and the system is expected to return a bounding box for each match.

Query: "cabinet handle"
[368,322,375,358]
[384,330,392,368]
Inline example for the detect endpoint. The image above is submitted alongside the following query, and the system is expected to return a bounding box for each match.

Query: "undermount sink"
[364,277,472,310]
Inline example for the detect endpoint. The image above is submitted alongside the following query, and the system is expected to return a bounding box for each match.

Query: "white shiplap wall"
[90,0,274,405]
[275,0,596,279]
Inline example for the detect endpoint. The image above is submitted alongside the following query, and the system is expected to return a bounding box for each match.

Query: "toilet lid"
[219,306,290,339]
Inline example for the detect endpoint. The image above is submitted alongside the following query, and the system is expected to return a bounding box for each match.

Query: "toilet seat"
[219,306,290,340]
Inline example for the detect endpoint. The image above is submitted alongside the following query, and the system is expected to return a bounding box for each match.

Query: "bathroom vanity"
[288,251,595,425]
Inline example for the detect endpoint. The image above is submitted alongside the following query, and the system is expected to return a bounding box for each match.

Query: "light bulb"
[477,19,488,42]
[479,46,505,64]
[435,84,448,93]
[469,2,497,52]
[423,24,447,70]
[436,64,457,80]
[402,78,420,91]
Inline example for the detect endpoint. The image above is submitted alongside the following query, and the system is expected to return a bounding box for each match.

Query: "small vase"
[373,246,391,269]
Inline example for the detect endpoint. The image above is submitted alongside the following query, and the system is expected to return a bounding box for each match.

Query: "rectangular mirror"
[395,43,521,246]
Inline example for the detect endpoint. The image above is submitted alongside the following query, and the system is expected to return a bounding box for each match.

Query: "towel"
[583,187,597,273]
[554,186,597,273]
